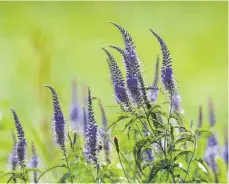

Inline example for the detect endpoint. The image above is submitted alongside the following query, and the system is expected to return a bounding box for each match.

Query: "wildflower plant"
[0,22,228,183]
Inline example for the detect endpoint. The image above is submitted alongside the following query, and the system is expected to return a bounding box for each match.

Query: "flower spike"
[84,87,98,164]
[11,108,27,167]
[45,85,66,151]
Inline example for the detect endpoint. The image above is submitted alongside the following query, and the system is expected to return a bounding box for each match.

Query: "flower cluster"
[45,85,66,151]
[147,55,160,104]
[204,99,219,174]
[98,99,111,163]
[31,142,39,183]
[84,88,98,164]
[11,108,27,167]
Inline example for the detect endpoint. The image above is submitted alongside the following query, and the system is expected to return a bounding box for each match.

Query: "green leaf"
[0,171,19,179]
[123,115,145,131]
[194,158,213,182]
[195,128,212,135]
[186,178,209,183]
[148,159,171,182]
[176,131,192,138]
[146,104,162,118]
[6,173,23,183]
[175,135,194,144]
[58,173,71,183]
[25,168,42,174]
[133,133,169,176]
[157,169,169,183]
[171,112,190,131]
[106,114,130,133]
[174,150,193,161]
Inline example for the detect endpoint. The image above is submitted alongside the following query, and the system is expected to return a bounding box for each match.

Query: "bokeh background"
[0,1,228,174]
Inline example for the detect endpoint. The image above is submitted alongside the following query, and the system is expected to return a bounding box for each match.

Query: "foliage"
[0,22,228,183]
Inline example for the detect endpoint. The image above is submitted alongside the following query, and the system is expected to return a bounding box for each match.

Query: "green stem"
[120,152,141,183]
[165,93,173,151]
[170,170,176,183]
[83,164,96,182]
[21,165,27,183]
[184,134,196,181]
[36,165,64,183]
[63,151,74,183]
[118,153,130,183]
[139,101,167,159]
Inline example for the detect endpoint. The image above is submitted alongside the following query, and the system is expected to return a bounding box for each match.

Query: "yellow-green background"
[0,1,228,170]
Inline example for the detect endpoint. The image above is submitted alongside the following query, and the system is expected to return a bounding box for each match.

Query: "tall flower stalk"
[102,47,131,111]
[84,87,98,164]
[98,99,110,163]
[83,107,88,137]
[69,79,83,135]
[9,131,17,171]
[8,131,17,183]
[109,22,150,109]
[45,85,66,151]
[204,99,219,182]
[147,55,160,104]
[208,98,216,127]
[31,142,39,183]
[150,29,183,113]
[11,108,27,168]
[45,85,73,183]
[223,128,228,166]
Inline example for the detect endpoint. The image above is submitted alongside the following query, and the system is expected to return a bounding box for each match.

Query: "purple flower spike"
[70,79,83,135]
[84,88,98,164]
[208,99,216,127]
[98,99,110,163]
[127,77,141,104]
[150,29,184,113]
[150,29,176,95]
[204,133,219,173]
[148,55,160,104]
[45,85,66,151]
[9,131,17,171]
[83,107,87,137]
[171,92,184,114]
[31,142,39,183]
[11,108,27,167]
[109,23,149,108]
[224,141,228,165]
[108,22,138,66]
[102,47,130,109]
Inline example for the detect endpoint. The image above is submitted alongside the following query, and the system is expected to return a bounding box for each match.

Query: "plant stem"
[63,151,74,183]
[21,165,27,183]
[96,164,100,184]
[184,134,196,181]
[117,153,130,183]
[165,93,173,151]
[36,165,65,182]
[139,101,167,159]
[170,170,176,183]
[120,152,141,183]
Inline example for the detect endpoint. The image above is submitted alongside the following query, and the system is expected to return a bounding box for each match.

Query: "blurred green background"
[0,1,227,172]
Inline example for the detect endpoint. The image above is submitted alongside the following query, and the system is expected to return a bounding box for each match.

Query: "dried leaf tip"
[114,136,119,153]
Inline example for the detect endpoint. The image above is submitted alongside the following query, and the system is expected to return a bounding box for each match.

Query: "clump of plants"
[0,22,228,183]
